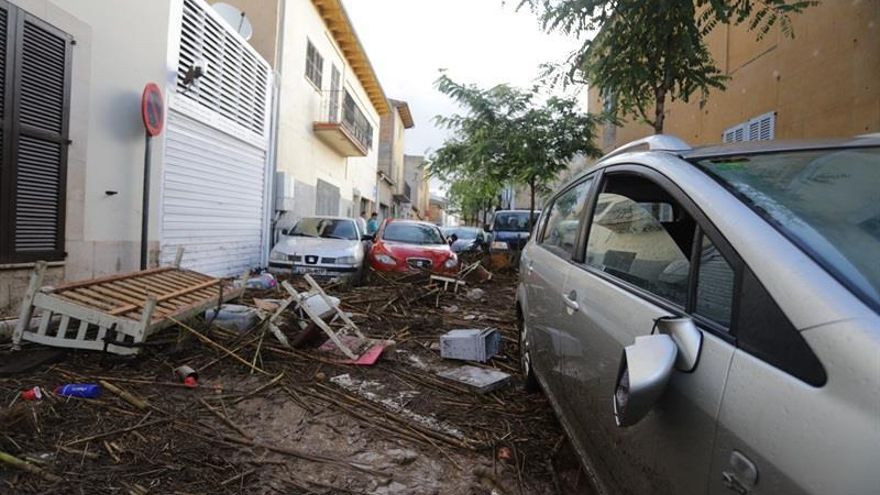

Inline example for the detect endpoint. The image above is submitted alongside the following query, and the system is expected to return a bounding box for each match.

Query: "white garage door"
[160,110,266,276]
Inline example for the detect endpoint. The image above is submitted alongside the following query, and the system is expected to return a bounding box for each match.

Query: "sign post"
[140,83,165,270]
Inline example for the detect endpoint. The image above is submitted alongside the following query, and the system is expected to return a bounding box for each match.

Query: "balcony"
[393,181,411,203]
[313,90,374,157]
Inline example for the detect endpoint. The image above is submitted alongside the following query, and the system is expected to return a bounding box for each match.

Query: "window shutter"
[10,14,71,261]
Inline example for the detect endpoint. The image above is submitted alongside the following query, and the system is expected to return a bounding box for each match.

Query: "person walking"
[366,212,380,235]
[357,211,368,236]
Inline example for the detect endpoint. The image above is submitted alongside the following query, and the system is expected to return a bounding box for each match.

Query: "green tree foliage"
[429,73,602,228]
[518,0,816,133]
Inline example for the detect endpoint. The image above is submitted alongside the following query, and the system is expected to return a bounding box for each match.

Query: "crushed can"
[175,365,199,388]
[20,386,43,401]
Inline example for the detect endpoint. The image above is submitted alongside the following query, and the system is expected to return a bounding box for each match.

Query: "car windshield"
[291,218,358,240]
[694,147,880,309]
[493,211,539,232]
[442,227,478,239]
[383,222,445,245]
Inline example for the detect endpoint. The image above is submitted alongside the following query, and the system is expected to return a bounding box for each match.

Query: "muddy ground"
[0,268,593,494]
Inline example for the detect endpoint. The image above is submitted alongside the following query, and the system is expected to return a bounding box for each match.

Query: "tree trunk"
[528,177,536,234]
[653,86,667,134]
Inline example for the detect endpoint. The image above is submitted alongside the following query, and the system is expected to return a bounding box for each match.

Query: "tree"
[444,173,501,226]
[429,73,602,230]
[518,0,816,133]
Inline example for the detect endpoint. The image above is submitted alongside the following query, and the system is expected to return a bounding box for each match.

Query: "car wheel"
[518,305,539,392]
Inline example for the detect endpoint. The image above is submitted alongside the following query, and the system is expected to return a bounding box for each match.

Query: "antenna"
[212,2,254,41]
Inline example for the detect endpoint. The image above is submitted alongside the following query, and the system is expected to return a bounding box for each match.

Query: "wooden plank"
[104,282,179,313]
[32,293,140,338]
[134,275,184,294]
[21,331,139,355]
[89,285,145,306]
[13,261,47,349]
[163,271,207,285]
[52,267,173,292]
[75,319,89,340]
[151,272,198,290]
[57,315,71,339]
[37,311,52,336]
[75,288,133,310]
[59,291,118,311]
[107,280,216,316]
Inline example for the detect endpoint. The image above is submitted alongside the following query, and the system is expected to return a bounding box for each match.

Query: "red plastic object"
[184,376,198,388]
[20,386,42,401]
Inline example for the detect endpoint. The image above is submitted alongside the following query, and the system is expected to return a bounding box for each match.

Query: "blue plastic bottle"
[55,383,102,399]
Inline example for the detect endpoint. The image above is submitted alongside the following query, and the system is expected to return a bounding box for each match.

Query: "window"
[291,218,358,241]
[695,234,735,327]
[694,148,880,312]
[723,111,775,143]
[328,65,340,121]
[0,4,72,263]
[177,0,270,135]
[585,175,696,306]
[540,178,593,257]
[493,211,540,233]
[305,39,323,88]
[383,223,445,245]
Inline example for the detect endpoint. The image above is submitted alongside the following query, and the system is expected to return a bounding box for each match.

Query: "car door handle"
[563,291,579,312]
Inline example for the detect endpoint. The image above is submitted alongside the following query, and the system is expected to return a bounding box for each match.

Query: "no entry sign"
[141,83,165,136]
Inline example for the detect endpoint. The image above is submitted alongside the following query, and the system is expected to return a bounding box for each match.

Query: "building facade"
[590,0,880,151]
[377,99,414,219]
[0,0,275,311]
[403,154,429,219]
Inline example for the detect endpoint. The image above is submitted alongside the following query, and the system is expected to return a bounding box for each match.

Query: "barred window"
[305,40,323,89]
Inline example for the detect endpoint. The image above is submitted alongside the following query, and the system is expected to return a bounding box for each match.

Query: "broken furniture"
[12,254,244,355]
[440,328,502,363]
[271,275,391,364]
[437,365,511,394]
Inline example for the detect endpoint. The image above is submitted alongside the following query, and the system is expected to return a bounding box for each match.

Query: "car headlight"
[375,254,396,265]
[336,255,358,265]
[491,241,508,250]
[269,250,287,261]
[443,256,458,269]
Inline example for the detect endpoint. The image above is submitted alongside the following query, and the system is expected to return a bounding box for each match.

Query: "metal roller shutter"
[160,110,266,276]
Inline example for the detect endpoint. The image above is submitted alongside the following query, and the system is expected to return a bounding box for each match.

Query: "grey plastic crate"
[440,328,502,363]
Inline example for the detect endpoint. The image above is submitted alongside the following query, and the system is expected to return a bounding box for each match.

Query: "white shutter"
[724,112,775,143]
[160,111,266,276]
[723,124,746,143]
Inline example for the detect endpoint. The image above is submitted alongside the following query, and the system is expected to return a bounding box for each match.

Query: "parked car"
[441,226,488,254]
[516,134,880,494]
[487,209,541,252]
[268,216,368,282]
[369,219,458,274]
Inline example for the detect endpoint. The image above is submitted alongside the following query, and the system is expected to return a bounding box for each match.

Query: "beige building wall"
[274,0,381,219]
[2,0,176,311]
[590,0,880,151]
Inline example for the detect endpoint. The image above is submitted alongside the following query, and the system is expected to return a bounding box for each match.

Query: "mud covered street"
[1,269,592,494]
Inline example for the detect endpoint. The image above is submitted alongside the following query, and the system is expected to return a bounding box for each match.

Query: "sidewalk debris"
[175,365,199,388]
[205,304,258,333]
[440,328,502,362]
[55,383,102,399]
[437,365,512,394]
[245,272,277,290]
[20,386,42,401]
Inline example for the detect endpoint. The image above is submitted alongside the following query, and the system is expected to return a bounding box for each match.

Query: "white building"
[236,0,388,226]
[0,0,275,310]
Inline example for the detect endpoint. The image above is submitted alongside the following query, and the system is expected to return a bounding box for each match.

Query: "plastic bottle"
[20,386,43,401]
[54,383,102,399]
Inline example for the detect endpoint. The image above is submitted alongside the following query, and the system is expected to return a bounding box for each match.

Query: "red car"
[368,219,459,274]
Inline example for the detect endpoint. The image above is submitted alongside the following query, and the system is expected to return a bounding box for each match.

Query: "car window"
[383,223,445,245]
[585,174,696,306]
[695,234,735,328]
[292,218,358,240]
[694,148,880,311]
[493,211,540,232]
[540,178,593,257]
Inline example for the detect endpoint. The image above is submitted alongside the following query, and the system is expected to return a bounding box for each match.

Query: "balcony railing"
[393,180,412,203]
[314,90,373,156]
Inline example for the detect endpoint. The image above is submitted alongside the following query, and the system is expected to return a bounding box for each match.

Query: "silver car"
[269,216,368,282]
[516,134,880,494]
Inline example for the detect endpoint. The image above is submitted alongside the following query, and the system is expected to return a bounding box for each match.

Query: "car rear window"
[693,147,880,311]
[493,211,539,232]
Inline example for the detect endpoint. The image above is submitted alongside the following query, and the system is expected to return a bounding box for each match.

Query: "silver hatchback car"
[516,135,880,494]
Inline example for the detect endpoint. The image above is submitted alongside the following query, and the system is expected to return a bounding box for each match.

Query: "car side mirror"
[613,334,677,427]
[655,317,702,372]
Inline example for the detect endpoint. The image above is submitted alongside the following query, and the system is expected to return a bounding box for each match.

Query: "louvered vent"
[0,6,6,163]
[14,18,69,254]
[177,0,269,136]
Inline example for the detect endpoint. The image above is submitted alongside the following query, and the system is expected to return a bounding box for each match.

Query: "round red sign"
[141,83,165,136]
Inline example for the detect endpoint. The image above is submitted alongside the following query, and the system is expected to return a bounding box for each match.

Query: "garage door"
[160,110,266,276]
